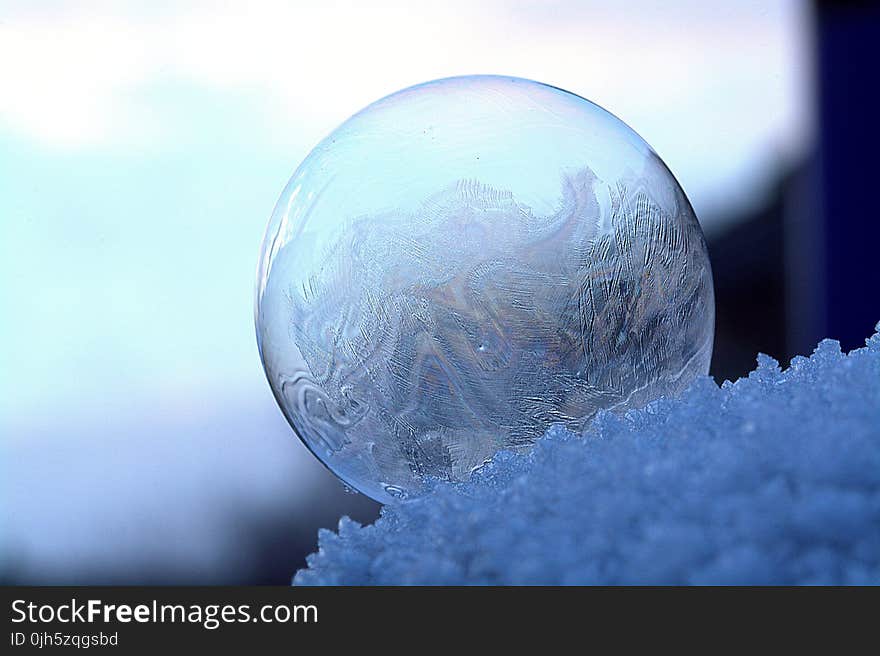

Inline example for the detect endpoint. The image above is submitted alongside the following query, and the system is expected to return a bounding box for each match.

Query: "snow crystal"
[294,325,880,585]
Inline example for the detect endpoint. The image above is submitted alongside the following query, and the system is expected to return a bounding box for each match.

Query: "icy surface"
[295,326,880,585]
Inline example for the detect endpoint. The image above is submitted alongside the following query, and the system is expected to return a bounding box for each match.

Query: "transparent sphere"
[256,76,714,502]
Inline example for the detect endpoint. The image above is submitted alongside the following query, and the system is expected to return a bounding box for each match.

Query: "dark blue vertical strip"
[816,1,880,350]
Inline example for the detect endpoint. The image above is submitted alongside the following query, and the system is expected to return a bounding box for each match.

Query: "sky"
[0,0,813,581]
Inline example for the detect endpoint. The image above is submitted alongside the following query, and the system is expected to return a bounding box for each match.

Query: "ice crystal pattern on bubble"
[256,76,715,502]
[281,169,712,495]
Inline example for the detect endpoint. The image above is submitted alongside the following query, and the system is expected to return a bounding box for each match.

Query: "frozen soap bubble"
[255,76,715,503]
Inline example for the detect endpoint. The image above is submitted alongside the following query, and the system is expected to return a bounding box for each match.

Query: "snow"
[295,325,880,585]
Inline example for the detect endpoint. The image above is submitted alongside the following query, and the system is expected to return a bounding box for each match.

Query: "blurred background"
[2,0,877,584]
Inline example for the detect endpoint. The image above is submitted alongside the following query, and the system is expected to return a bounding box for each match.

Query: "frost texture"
[295,325,880,585]
[265,171,713,502]
[256,76,715,503]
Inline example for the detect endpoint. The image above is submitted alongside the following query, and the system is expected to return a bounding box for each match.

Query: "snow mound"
[295,325,880,585]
